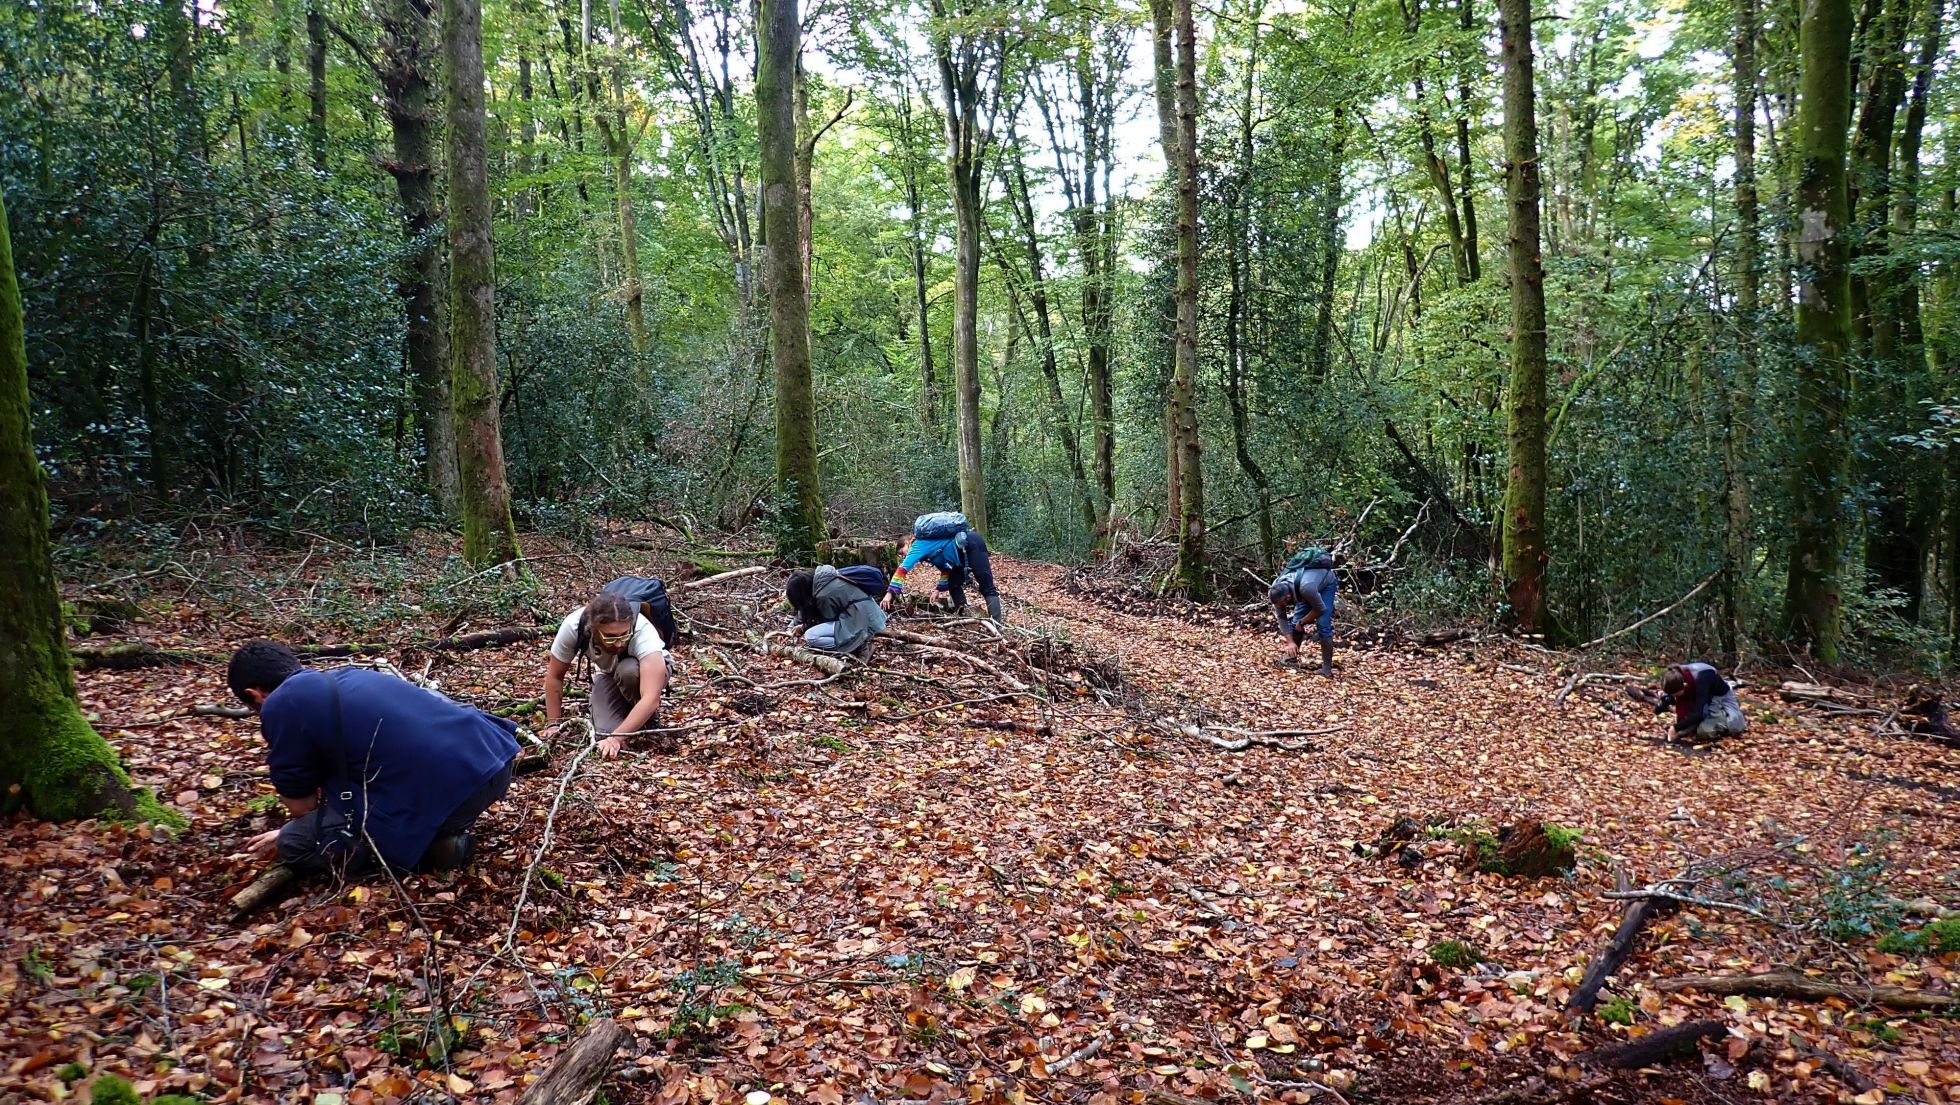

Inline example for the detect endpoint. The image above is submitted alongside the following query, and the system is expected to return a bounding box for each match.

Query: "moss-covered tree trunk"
[1499,0,1550,635]
[0,191,149,821]
[1780,0,1855,660]
[443,0,522,567]
[759,0,823,560]
[1168,0,1207,595]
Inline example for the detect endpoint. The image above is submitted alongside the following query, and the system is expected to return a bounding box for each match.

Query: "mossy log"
[815,538,900,575]
[1657,970,1958,1010]
[1467,821,1577,878]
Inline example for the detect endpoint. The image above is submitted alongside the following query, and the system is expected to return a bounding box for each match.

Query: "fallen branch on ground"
[229,865,298,920]
[675,564,768,590]
[74,625,557,670]
[1601,887,1771,920]
[1555,671,1642,706]
[744,636,849,676]
[1568,869,1673,1015]
[880,627,1030,692]
[518,1017,628,1105]
[1656,970,1958,1010]
[1160,722,1342,752]
[1578,1019,1724,1068]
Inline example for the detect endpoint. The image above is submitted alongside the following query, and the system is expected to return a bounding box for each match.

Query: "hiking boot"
[421,832,475,872]
[1318,639,1334,677]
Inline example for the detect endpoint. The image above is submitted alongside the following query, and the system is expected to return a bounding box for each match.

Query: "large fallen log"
[1657,970,1958,1010]
[518,1017,628,1105]
[1578,1019,1724,1068]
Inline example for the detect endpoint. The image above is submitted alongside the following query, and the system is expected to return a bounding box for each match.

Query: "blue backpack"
[837,563,889,600]
[913,511,969,541]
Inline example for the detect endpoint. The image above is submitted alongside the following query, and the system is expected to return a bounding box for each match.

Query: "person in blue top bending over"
[1268,544,1338,676]
[880,511,1004,621]
[228,640,521,878]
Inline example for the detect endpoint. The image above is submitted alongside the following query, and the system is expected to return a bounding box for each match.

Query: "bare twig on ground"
[1657,970,1958,1010]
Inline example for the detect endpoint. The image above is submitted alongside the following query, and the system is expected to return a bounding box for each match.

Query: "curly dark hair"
[227,639,304,704]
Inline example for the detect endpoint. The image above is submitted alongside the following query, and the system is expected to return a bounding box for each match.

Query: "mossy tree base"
[1463,821,1577,878]
[814,539,900,575]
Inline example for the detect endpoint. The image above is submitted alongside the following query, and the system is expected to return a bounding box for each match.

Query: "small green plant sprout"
[1597,995,1638,1025]
[810,734,852,753]
[55,1062,86,1083]
[1428,940,1481,969]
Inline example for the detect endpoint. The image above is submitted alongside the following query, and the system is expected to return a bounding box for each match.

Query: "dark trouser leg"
[417,760,513,872]
[963,533,1003,619]
[277,805,379,879]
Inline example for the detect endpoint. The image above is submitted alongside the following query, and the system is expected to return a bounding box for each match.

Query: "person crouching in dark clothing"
[1657,661,1748,742]
[228,640,520,878]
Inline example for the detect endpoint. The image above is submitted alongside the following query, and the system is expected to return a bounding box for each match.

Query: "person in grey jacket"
[786,566,888,653]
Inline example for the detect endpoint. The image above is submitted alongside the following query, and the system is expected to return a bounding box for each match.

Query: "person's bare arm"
[544,655,570,721]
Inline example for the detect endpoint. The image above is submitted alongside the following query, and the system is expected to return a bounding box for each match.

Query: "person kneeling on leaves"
[544,589,673,759]
[229,640,519,878]
[1269,546,1338,676]
[1656,661,1747,742]
[882,511,1004,621]
[786,564,888,654]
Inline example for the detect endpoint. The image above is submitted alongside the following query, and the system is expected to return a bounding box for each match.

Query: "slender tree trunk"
[0,191,147,822]
[1457,0,1483,282]
[370,0,459,517]
[1498,0,1550,635]
[1168,0,1206,593]
[1306,110,1347,382]
[1780,0,1856,660]
[906,166,937,432]
[306,3,328,171]
[1863,0,1939,617]
[1075,34,1116,508]
[931,3,993,536]
[1226,5,1274,564]
[759,0,823,559]
[443,0,521,566]
[1003,129,1096,537]
[1148,0,1182,534]
[1723,0,1762,667]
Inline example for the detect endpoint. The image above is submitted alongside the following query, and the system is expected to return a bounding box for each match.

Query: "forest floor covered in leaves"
[4,530,1958,1105]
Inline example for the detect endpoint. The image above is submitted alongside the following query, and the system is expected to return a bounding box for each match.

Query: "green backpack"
[1285,546,1334,574]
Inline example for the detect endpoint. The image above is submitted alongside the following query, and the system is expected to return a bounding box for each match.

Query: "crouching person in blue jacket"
[229,640,520,878]
[882,512,1004,621]
[1269,548,1338,676]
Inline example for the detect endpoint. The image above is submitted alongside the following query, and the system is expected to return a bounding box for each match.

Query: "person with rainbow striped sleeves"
[880,511,1005,622]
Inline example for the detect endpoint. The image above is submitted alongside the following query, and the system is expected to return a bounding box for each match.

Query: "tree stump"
[1466,821,1577,878]
[815,539,900,575]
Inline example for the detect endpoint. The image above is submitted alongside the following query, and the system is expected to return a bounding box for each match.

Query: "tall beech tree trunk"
[1076,32,1116,508]
[1780,0,1856,660]
[930,1,997,537]
[1456,0,1483,282]
[367,0,459,516]
[760,0,823,559]
[1167,0,1206,594]
[0,192,152,822]
[1723,0,1762,666]
[1499,0,1549,634]
[1226,8,1274,564]
[443,0,521,567]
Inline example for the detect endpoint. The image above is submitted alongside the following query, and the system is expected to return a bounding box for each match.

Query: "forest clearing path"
[3,540,1955,1104]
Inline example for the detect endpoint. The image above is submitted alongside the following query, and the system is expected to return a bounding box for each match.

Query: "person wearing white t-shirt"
[543,590,671,758]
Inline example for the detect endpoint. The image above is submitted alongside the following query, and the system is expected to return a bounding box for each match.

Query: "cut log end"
[518,1017,629,1105]
[229,865,299,920]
